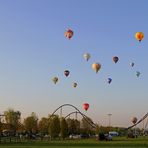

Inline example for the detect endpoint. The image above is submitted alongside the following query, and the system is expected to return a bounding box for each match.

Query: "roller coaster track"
[64,111,79,119]
[51,104,97,128]
[51,104,148,131]
[127,112,148,130]
[64,111,96,127]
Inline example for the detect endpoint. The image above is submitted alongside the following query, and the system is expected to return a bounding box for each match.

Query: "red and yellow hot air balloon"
[135,32,144,42]
[64,29,74,39]
[92,63,101,73]
[83,103,89,111]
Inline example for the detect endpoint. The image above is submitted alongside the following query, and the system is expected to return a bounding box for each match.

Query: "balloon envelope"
[136,71,140,77]
[83,103,89,111]
[64,70,70,77]
[130,62,134,67]
[92,63,101,73]
[83,53,91,61]
[132,117,138,124]
[52,77,58,84]
[107,78,112,84]
[64,29,74,39]
[135,32,144,42]
[113,56,119,63]
[73,82,77,88]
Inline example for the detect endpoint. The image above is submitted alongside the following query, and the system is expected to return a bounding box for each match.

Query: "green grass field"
[0,137,148,148]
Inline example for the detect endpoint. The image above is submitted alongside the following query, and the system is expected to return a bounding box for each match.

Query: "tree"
[81,117,94,135]
[24,112,38,134]
[0,115,5,142]
[4,108,21,133]
[99,126,110,134]
[60,117,68,139]
[48,115,60,140]
[74,119,80,135]
[66,118,80,135]
[38,117,49,135]
[95,124,100,134]
[67,118,76,135]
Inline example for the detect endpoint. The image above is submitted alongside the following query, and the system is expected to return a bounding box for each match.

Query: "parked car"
[104,134,112,141]
[109,131,119,137]
[80,134,89,139]
[69,134,80,139]
[97,133,112,141]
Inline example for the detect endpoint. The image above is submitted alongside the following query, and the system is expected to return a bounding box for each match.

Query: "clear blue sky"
[0,0,148,127]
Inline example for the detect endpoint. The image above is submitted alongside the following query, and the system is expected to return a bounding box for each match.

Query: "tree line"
[0,108,132,141]
[0,108,97,140]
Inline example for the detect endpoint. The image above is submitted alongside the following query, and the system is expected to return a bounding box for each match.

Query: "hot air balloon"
[113,56,119,63]
[83,103,89,111]
[132,117,138,124]
[64,29,74,39]
[135,32,144,42]
[107,78,112,84]
[83,53,91,61]
[130,62,134,67]
[64,70,70,77]
[73,82,77,88]
[136,71,140,77]
[92,63,101,73]
[52,77,58,84]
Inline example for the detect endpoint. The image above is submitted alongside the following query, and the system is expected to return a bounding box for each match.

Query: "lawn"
[0,136,148,148]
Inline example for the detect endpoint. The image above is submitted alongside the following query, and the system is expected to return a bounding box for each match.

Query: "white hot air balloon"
[83,53,91,61]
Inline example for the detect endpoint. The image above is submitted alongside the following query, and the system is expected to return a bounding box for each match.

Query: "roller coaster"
[51,104,148,132]
[127,112,148,132]
[50,104,97,128]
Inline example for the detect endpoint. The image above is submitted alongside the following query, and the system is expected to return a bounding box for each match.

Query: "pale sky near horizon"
[0,0,148,127]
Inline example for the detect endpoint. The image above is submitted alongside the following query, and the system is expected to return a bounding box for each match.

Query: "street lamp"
[107,113,112,129]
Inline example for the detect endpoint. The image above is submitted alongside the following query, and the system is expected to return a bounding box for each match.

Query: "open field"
[0,137,148,148]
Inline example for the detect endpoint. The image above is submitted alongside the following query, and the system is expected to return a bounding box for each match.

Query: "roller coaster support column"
[75,112,77,120]
[60,107,62,118]
[142,119,145,135]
